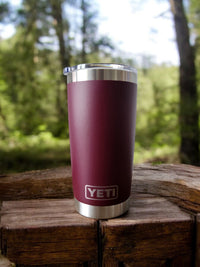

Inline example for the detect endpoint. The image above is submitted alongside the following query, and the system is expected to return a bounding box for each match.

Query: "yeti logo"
[85,185,118,200]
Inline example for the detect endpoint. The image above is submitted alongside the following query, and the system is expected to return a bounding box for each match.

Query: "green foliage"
[0,132,70,173]
[1,0,198,172]
[134,65,180,163]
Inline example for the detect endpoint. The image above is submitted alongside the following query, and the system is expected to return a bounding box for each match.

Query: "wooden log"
[1,164,200,214]
[1,164,200,266]
[0,199,98,266]
[0,167,73,201]
[133,163,200,213]
[101,194,195,267]
[0,195,194,266]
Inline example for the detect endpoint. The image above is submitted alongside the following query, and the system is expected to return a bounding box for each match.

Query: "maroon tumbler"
[64,63,137,219]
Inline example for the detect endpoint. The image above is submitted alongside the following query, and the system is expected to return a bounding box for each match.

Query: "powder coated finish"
[65,64,137,219]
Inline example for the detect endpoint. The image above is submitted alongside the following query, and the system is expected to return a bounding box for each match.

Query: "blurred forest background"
[0,0,200,173]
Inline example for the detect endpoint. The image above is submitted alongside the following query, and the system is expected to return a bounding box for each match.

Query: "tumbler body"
[64,64,137,219]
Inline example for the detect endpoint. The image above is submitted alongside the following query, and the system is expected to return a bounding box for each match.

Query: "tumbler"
[64,63,137,219]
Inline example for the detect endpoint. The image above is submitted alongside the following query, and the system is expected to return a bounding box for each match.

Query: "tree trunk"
[170,0,199,165]
[81,0,87,62]
[50,0,70,72]
[50,0,69,136]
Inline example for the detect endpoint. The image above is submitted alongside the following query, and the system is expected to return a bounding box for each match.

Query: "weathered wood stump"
[0,164,200,266]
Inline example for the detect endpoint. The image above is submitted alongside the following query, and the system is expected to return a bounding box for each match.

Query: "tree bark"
[170,0,199,165]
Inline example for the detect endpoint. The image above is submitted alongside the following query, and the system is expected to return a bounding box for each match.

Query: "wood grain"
[0,167,73,201]
[1,164,200,214]
[0,199,98,266]
[133,164,200,213]
[101,194,195,267]
[1,164,200,266]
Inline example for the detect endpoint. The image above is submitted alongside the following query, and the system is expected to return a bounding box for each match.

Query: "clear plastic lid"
[63,63,137,75]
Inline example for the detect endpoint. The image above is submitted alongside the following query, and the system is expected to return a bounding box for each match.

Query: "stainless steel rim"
[74,198,129,219]
[64,63,137,84]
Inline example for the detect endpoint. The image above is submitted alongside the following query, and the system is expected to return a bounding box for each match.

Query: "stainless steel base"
[74,198,129,219]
